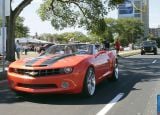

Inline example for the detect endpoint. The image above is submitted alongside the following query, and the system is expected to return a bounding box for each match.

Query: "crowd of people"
[14,36,136,59]
[15,40,49,59]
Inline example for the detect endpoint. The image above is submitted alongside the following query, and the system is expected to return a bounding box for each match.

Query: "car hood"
[9,54,91,69]
[142,45,156,47]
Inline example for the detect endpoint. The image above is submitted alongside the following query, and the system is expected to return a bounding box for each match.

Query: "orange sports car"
[8,43,118,97]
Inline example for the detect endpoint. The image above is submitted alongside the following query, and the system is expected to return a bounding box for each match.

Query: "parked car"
[7,43,118,97]
[141,40,158,55]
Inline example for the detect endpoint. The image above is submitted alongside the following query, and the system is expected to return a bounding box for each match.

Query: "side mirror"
[39,52,45,56]
[95,50,106,58]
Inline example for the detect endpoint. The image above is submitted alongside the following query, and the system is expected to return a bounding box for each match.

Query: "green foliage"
[90,18,144,46]
[88,33,101,43]
[39,32,90,44]
[119,37,129,46]
[117,18,144,45]
[109,0,125,6]
[89,18,144,46]
[15,17,30,38]
[38,0,124,31]
[0,18,2,27]
[0,17,29,38]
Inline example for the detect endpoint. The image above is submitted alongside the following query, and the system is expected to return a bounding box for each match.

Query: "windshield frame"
[44,44,95,55]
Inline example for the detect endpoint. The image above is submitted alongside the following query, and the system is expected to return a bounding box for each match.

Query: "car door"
[94,50,109,81]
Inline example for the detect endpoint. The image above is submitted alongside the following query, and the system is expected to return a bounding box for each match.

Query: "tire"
[141,52,143,55]
[141,51,145,55]
[109,60,119,81]
[14,91,30,98]
[82,67,96,97]
[154,51,157,55]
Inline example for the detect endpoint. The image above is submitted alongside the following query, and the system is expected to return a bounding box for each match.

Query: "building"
[149,28,160,38]
[118,0,149,38]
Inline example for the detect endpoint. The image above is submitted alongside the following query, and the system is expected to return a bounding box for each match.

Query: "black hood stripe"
[40,54,75,66]
[25,55,55,67]
[25,58,41,67]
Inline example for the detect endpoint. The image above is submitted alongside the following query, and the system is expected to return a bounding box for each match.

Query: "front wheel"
[14,91,30,98]
[141,51,145,55]
[82,67,96,97]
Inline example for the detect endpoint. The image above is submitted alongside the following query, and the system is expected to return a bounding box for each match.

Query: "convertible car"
[7,43,118,97]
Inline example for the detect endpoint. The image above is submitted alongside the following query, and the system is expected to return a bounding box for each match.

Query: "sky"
[13,0,160,36]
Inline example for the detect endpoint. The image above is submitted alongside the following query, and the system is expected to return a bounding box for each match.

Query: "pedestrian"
[115,37,121,56]
[103,38,110,50]
[15,40,21,59]
[24,45,28,55]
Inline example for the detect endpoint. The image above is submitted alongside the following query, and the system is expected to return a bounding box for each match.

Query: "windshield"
[45,44,93,55]
[142,41,156,46]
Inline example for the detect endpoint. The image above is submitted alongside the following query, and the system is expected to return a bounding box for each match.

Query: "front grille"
[17,83,57,89]
[144,47,152,51]
[13,69,65,77]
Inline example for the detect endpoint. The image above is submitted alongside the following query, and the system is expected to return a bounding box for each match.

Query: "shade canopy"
[15,38,51,44]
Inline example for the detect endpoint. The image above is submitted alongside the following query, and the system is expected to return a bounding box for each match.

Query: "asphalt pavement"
[0,50,160,115]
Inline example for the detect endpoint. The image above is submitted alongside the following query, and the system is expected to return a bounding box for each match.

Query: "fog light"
[61,82,69,88]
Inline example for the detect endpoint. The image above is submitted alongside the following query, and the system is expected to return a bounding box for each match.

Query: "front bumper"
[141,47,156,52]
[8,72,84,94]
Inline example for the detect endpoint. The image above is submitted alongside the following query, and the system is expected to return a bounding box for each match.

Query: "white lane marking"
[0,89,10,93]
[152,60,157,64]
[96,93,124,115]
[0,80,7,84]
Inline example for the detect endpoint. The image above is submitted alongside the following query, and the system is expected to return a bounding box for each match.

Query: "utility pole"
[1,0,6,73]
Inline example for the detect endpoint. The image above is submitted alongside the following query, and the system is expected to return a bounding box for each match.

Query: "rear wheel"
[109,60,119,81]
[82,67,96,97]
[154,51,157,55]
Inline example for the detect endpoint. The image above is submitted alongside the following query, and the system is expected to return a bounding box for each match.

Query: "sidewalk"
[0,71,7,81]
[119,49,140,57]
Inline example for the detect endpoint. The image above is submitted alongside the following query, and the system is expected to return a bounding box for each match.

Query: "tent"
[15,38,51,44]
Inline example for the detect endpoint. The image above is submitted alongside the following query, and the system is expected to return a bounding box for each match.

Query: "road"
[0,51,160,115]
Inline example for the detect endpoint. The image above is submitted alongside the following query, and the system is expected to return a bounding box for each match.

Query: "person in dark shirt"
[103,38,110,50]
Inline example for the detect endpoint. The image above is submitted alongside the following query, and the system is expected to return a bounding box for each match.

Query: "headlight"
[64,67,73,74]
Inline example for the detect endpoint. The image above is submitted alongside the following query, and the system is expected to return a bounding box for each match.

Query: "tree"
[6,0,33,62]
[59,32,90,43]
[15,17,30,38]
[103,18,117,42]
[38,0,124,31]
[89,18,144,46]
[7,0,124,62]
[39,33,55,42]
[116,18,144,46]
